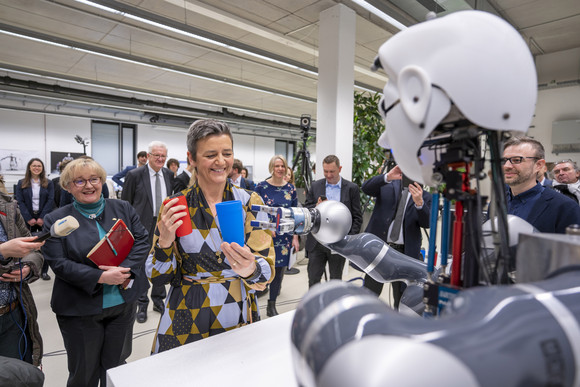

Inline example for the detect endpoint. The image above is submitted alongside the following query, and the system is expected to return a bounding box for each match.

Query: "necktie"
[155,172,162,215]
[389,187,409,242]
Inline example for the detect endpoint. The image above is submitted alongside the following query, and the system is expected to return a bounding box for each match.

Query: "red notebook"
[87,219,135,267]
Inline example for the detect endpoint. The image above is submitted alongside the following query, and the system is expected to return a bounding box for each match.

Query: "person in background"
[285,167,295,185]
[173,158,195,194]
[360,164,431,309]
[15,158,54,281]
[241,167,249,180]
[536,163,552,187]
[147,119,274,353]
[254,156,299,317]
[304,155,362,287]
[0,191,44,370]
[112,151,148,188]
[229,159,255,190]
[42,158,149,387]
[52,159,72,208]
[552,159,580,203]
[503,136,580,233]
[122,141,174,323]
[166,158,180,177]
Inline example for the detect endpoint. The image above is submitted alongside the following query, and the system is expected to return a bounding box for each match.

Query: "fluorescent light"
[0,29,314,103]
[74,0,317,76]
[351,0,407,30]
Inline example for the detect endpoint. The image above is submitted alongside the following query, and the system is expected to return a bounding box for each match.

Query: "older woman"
[147,119,275,354]
[255,156,299,316]
[42,158,150,387]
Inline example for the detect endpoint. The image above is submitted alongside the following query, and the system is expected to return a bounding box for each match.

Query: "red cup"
[163,196,192,237]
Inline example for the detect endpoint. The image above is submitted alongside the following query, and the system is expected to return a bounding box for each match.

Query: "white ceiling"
[0,0,579,138]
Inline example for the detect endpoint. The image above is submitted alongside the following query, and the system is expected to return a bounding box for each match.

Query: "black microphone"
[34,216,79,242]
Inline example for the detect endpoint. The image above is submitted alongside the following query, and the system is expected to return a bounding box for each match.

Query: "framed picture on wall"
[0,149,41,173]
[51,152,85,174]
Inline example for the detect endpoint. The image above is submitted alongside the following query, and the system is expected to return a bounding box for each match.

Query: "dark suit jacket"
[42,199,150,316]
[362,175,431,259]
[304,177,362,251]
[112,165,137,187]
[121,165,174,232]
[509,185,580,234]
[240,177,255,191]
[173,170,191,194]
[14,179,54,222]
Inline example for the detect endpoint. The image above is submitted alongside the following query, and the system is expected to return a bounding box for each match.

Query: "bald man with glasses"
[503,136,580,233]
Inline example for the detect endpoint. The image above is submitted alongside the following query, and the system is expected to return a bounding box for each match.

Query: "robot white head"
[373,10,537,186]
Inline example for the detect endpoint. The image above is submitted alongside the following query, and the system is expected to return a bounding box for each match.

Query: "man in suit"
[552,159,580,203]
[229,159,255,190]
[304,155,362,287]
[112,151,148,187]
[360,164,431,309]
[503,136,580,233]
[122,141,174,323]
[536,164,553,187]
[173,158,194,194]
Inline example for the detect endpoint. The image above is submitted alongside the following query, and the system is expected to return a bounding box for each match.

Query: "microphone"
[34,216,80,242]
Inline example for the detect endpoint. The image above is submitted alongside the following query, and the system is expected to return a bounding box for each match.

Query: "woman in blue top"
[255,155,299,316]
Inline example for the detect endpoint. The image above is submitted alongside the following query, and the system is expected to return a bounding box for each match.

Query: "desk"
[107,311,297,386]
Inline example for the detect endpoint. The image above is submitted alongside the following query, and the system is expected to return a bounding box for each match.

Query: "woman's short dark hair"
[166,158,180,169]
[187,119,233,161]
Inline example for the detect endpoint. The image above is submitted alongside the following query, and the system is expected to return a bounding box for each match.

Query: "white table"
[107,311,297,387]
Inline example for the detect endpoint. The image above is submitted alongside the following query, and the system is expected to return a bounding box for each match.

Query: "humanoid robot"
[252,10,580,387]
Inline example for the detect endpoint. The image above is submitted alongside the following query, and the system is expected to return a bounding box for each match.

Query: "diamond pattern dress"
[146,181,275,353]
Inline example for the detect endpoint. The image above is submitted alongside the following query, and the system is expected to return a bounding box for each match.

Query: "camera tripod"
[292,116,313,194]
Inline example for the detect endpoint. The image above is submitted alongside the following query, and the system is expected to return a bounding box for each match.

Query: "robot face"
[375,10,537,186]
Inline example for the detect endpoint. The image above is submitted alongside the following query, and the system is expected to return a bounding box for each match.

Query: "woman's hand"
[0,237,44,258]
[221,242,257,278]
[157,198,188,248]
[36,218,44,227]
[0,264,31,283]
[98,265,131,285]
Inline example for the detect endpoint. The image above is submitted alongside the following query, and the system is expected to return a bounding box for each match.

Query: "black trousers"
[56,302,135,387]
[307,243,346,288]
[0,304,32,364]
[268,266,286,302]
[138,221,166,307]
[363,243,406,309]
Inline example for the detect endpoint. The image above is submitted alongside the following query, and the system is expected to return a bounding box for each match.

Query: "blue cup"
[215,200,245,246]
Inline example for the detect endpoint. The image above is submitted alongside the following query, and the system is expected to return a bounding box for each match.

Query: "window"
[275,140,296,167]
[91,121,136,175]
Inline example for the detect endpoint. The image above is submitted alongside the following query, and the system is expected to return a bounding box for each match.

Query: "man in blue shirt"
[112,151,148,187]
[503,136,580,233]
[304,155,362,287]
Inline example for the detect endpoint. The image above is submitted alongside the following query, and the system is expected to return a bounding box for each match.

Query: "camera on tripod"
[300,114,311,135]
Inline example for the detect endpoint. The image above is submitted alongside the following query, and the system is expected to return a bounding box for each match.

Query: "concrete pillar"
[316,4,356,180]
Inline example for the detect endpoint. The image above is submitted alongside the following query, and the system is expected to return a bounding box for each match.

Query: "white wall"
[0,109,287,193]
[529,85,580,163]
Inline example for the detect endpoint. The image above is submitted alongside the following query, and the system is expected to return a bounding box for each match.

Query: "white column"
[316,4,356,180]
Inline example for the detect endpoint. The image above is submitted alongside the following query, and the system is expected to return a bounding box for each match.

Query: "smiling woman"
[41,157,150,387]
[146,119,275,354]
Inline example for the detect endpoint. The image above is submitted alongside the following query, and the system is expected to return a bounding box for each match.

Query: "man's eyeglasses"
[73,177,101,187]
[500,156,540,165]
[149,153,167,160]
